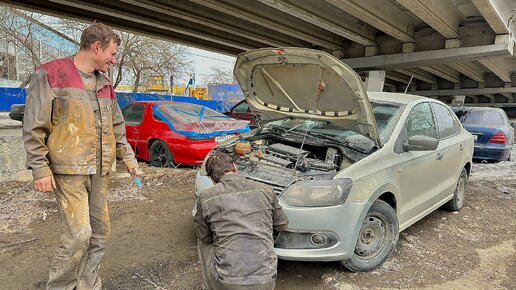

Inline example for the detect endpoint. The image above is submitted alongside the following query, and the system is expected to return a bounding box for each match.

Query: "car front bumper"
[194,171,366,262]
[274,200,366,262]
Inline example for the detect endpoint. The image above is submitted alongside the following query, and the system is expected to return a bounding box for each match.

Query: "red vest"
[38,57,116,100]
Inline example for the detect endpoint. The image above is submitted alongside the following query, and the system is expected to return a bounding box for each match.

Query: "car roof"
[368,91,427,105]
[451,106,504,112]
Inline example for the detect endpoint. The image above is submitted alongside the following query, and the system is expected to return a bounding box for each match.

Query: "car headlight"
[280,179,353,207]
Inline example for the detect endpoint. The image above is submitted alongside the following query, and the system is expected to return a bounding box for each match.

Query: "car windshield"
[454,109,505,126]
[263,101,402,147]
[371,101,403,144]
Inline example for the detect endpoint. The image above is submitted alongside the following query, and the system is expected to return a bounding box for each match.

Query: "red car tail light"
[488,131,507,144]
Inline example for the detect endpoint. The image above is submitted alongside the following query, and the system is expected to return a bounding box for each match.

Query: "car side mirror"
[511,122,516,128]
[403,135,439,152]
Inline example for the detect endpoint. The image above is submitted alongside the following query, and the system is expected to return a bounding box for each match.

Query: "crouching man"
[194,153,289,289]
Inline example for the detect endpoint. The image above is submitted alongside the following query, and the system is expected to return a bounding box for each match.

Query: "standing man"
[22,23,138,290]
[194,153,288,290]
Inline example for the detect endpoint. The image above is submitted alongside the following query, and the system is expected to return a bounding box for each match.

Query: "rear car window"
[152,103,250,137]
[454,109,505,126]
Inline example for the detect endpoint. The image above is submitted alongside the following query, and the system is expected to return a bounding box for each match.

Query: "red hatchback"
[122,101,250,166]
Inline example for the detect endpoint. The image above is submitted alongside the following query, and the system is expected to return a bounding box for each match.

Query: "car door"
[121,103,145,157]
[431,102,465,201]
[394,102,441,229]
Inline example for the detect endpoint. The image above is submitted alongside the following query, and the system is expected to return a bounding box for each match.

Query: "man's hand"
[128,167,137,176]
[34,175,56,193]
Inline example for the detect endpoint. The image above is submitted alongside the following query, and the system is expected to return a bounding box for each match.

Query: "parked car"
[223,100,258,128]
[122,101,250,167]
[452,107,514,162]
[195,47,473,272]
[9,104,25,122]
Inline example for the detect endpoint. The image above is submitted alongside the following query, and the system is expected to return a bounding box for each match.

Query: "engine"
[245,142,339,172]
[213,137,345,194]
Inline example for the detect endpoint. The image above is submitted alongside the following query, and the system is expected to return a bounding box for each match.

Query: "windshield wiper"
[267,126,327,143]
[302,131,377,153]
[301,131,344,144]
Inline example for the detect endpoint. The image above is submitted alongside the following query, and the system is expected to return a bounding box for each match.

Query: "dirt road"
[1,151,515,289]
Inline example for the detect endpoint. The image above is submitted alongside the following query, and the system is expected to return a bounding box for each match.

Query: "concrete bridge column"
[363,70,386,92]
[451,95,466,107]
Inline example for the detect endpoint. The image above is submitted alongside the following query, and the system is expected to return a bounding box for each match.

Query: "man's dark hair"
[205,153,235,183]
[80,22,121,50]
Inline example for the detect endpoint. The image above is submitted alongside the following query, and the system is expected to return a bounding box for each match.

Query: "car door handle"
[436,153,443,160]
[459,144,464,151]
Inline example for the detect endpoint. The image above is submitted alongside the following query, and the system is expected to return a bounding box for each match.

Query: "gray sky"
[187,47,236,87]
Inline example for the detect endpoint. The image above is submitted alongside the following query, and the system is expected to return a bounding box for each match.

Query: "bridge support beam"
[363,70,386,92]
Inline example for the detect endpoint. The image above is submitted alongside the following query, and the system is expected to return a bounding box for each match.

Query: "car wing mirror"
[403,135,439,152]
[511,122,516,128]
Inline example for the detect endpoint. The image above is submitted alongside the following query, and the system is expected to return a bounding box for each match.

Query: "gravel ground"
[0,147,515,289]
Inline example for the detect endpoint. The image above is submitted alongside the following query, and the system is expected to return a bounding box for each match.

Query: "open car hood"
[234,47,380,147]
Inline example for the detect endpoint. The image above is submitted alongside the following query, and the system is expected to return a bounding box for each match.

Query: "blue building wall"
[1,89,228,112]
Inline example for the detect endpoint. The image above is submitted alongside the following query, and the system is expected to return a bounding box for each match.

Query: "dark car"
[223,100,258,129]
[9,104,25,122]
[452,107,514,161]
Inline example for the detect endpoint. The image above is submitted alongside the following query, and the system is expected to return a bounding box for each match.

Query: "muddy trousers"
[198,240,276,290]
[46,172,111,290]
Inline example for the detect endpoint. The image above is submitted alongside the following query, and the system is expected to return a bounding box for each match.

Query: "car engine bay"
[213,130,376,194]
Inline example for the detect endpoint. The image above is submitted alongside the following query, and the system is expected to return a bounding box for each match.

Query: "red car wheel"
[150,140,175,167]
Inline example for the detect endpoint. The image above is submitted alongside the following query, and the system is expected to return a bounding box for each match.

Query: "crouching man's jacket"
[194,174,289,286]
[23,57,137,180]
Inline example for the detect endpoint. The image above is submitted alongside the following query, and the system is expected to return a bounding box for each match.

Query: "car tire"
[149,140,175,167]
[443,168,468,211]
[341,200,399,272]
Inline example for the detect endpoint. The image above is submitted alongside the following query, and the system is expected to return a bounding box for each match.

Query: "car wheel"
[443,168,468,211]
[341,200,399,272]
[149,140,174,167]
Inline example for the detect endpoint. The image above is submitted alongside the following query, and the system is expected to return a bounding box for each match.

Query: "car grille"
[236,160,294,195]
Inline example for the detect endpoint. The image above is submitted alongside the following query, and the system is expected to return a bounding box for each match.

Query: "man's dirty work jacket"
[23,57,137,180]
[194,174,289,286]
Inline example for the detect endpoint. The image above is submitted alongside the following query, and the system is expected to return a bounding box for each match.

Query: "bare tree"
[0,7,41,82]
[0,7,78,85]
[0,7,193,92]
[121,35,192,92]
[112,32,140,88]
[49,18,86,45]
[204,65,235,85]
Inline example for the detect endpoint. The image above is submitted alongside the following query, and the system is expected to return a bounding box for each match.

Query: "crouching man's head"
[205,153,238,184]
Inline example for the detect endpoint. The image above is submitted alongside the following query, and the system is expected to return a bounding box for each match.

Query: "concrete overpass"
[1,0,515,106]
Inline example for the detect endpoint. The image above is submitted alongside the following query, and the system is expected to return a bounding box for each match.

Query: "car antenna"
[404,75,414,94]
